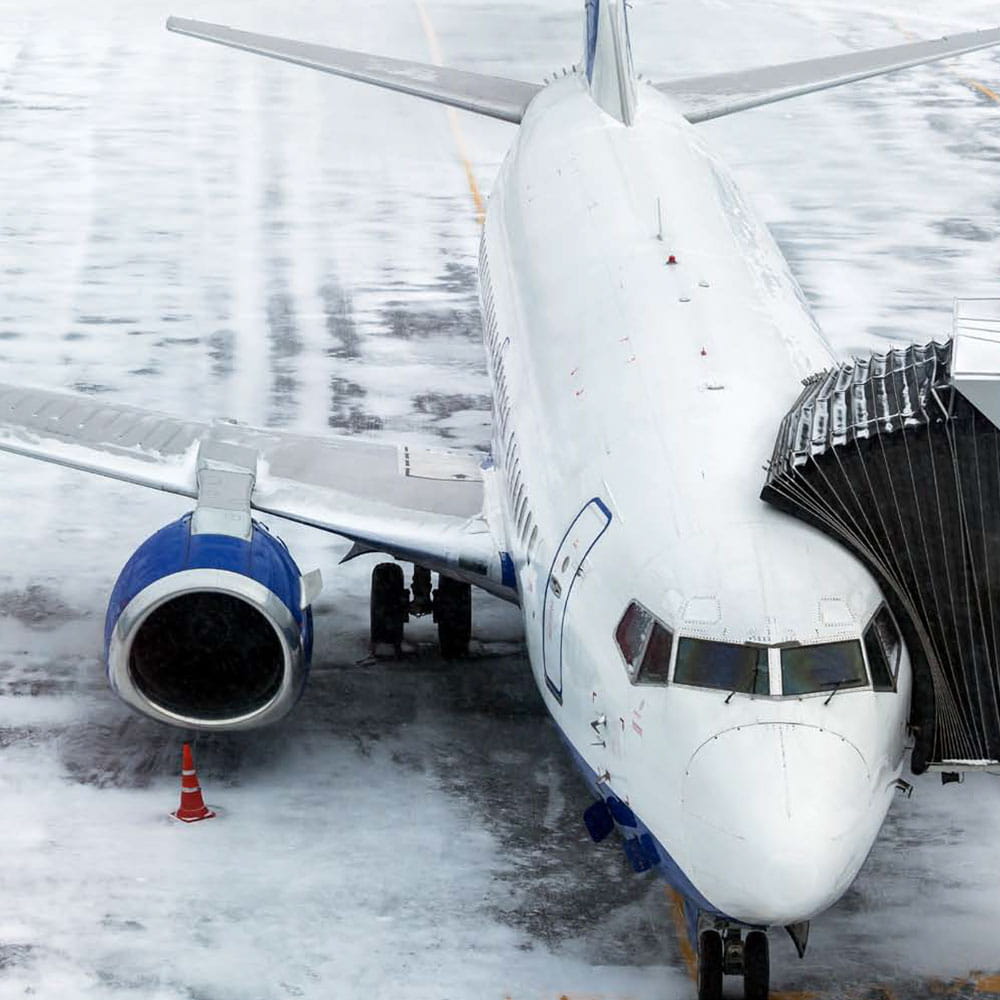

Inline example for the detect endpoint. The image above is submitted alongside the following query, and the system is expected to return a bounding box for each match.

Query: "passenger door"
[542,498,612,701]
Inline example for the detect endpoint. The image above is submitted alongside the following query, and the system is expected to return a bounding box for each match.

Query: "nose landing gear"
[370,562,472,658]
[697,923,769,1000]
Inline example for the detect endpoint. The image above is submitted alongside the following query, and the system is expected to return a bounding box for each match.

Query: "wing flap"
[657,27,1000,122]
[166,17,540,124]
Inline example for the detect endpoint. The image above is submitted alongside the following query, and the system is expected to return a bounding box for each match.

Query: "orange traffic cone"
[171,743,216,823]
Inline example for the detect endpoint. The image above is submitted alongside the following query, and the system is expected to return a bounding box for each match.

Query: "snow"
[1,0,999,997]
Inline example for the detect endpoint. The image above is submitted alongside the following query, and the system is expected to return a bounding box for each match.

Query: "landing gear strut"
[369,563,472,658]
[696,922,769,1000]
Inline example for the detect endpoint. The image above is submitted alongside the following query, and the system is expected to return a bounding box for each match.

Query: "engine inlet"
[129,592,285,720]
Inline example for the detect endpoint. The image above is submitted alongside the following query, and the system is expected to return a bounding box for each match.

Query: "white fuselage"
[479,76,912,927]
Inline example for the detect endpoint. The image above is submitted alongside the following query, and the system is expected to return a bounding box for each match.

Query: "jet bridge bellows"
[762,301,1000,774]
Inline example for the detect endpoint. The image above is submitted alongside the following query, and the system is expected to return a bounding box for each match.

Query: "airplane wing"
[165,17,540,124]
[657,27,1000,123]
[0,384,509,593]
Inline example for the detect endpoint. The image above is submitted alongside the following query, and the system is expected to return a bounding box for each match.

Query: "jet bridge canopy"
[762,301,1000,774]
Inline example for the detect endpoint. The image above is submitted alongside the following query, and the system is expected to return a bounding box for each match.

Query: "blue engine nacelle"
[104,514,314,731]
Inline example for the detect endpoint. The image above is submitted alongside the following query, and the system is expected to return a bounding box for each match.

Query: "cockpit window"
[637,622,673,684]
[673,638,769,694]
[780,640,867,696]
[615,602,673,684]
[615,602,654,674]
[864,606,901,691]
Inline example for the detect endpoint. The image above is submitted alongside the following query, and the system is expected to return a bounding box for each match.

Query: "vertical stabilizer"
[584,0,637,124]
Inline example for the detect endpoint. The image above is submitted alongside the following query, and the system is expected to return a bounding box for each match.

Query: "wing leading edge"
[656,27,1000,123]
[0,384,511,597]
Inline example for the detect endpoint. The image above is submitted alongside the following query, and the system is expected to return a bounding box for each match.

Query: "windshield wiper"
[822,679,846,705]
[726,661,762,704]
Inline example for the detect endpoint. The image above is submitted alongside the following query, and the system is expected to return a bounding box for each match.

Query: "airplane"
[2,4,999,997]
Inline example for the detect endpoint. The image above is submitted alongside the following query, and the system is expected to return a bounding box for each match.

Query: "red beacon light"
[667,254,678,265]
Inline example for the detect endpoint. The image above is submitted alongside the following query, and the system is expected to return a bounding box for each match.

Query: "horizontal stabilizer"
[166,17,540,123]
[657,27,1000,122]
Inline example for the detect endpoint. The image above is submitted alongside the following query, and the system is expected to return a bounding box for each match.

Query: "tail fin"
[584,0,638,125]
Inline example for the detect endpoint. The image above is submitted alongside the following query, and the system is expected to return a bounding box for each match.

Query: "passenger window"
[521,511,533,543]
[674,638,769,694]
[781,641,867,696]
[864,606,901,692]
[636,622,674,684]
[615,602,654,678]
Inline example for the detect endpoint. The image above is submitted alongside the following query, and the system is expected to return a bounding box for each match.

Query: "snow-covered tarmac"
[1,0,999,996]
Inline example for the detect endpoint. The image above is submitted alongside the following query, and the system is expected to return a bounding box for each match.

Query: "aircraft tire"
[697,930,723,1000]
[434,574,471,659]
[370,562,408,650]
[743,930,769,1000]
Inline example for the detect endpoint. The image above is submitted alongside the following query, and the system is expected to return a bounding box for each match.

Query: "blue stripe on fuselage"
[550,718,733,922]
[500,551,517,591]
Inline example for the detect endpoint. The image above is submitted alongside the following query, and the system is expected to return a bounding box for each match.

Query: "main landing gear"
[370,563,472,658]
[697,924,769,1000]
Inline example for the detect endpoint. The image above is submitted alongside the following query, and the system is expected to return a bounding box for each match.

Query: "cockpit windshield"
[673,638,769,694]
[780,640,867,696]
[614,601,880,698]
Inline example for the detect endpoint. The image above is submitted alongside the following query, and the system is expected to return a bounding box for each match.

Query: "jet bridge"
[762,300,1000,774]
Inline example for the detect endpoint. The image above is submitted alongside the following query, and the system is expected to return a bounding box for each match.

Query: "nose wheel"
[696,924,769,1000]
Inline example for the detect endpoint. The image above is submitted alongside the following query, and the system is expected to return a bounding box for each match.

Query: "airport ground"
[0,0,999,996]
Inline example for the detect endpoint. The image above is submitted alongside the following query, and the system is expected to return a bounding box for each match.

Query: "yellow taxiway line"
[961,76,1000,103]
[413,0,487,225]
[892,19,999,104]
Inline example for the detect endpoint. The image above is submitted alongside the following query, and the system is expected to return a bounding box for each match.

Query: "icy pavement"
[1,0,999,997]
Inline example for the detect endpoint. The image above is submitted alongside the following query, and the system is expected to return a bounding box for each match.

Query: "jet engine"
[104,513,315,730]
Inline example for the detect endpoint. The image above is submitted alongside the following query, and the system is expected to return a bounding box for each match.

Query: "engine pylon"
[171,743,216,823]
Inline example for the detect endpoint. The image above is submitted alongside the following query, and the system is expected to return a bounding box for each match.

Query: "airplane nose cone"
[681,723,874,926]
